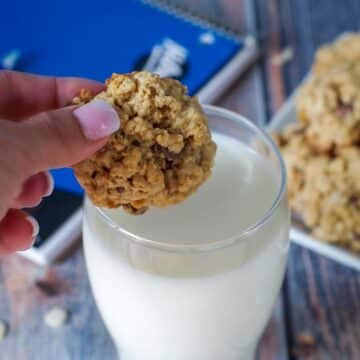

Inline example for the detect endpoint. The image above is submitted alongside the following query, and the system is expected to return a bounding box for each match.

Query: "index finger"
[0,71,104,120]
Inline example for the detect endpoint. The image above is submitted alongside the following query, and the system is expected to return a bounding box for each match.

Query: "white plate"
[267,87,360,271]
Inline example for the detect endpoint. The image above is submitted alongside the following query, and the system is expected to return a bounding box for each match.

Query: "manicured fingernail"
[44,171,54,197]
[74,99,120,140]
[25,216,39,238]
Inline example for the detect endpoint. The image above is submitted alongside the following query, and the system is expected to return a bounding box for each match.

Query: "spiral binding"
[140,0,244,41]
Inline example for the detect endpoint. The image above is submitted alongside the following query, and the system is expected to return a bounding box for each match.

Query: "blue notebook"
[1,0,251,196]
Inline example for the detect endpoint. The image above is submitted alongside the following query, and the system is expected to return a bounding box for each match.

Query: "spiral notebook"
[0,0,258,264]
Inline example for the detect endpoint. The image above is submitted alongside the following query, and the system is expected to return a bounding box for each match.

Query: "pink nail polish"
[74,99,120,140]
[44,171,54,197]
[25,215,40,238]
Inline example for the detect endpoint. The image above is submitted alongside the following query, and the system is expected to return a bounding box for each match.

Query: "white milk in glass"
[83,132,289,360]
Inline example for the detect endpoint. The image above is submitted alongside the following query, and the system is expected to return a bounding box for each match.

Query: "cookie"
[72,72,217,214]
[295,147,360,252]
[272,123,310,203]
[312,33,360,75]
[296,63,360,152]
[275,124,360,252]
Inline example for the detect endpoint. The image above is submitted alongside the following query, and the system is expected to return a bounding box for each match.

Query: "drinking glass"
[83,105,290,360]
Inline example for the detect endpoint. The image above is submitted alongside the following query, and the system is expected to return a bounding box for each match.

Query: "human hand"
[0,71,120,255]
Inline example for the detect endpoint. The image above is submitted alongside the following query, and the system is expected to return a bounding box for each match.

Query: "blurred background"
[0,0,359,359]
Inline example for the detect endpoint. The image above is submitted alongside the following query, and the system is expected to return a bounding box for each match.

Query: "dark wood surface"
[1,1,360,359]
[253,1,360,359]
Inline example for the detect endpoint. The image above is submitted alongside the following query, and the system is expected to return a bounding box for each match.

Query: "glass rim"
[94,104,287,253]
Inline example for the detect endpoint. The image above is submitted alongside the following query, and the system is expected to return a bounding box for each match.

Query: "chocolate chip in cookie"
[72,71,216,214]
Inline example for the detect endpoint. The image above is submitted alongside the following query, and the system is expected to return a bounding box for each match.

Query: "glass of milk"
[83,105,289,360]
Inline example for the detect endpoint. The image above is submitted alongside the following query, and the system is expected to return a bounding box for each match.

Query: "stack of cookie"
[275,33,360,253]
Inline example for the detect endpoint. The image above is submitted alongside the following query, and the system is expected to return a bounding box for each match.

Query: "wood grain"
[0,252,117,360]
[215,65,267,126]
[257,1,360,359]
[285,245,360,360]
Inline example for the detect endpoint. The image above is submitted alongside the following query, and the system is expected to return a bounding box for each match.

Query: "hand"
[0,71,120,255]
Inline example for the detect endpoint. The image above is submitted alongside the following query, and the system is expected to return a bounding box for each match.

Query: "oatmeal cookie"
[313,33,360,75]
[294,147,360,252]
[296,63,360,152]
[275,124,360,252]
[272,123,310,202]
[72,72,216,214]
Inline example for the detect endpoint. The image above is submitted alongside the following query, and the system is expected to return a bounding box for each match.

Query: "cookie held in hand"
[72,72,216,214]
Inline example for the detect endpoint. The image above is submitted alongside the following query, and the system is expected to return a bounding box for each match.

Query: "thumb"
[18,100,120,171]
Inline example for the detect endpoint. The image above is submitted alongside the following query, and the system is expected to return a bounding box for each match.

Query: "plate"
[267,88,360,271]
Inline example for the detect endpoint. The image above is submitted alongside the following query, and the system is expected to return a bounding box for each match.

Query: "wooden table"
[1,1,360,359]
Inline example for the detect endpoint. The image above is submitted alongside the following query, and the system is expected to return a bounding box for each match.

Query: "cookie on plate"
[293,146,360,252]
[296,63,360,152]
[312,33,360,75]
[272,123,310,202]
[72,72,217,214]
[275,124,360,252]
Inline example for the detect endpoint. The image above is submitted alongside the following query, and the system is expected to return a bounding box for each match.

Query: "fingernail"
[44,171,54,197]
[25,215,40,239]
[74,99,120,140]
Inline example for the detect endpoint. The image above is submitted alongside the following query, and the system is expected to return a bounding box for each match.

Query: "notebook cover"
[1,0,243,195]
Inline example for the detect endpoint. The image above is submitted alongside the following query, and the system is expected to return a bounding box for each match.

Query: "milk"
[83,132,289,360]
